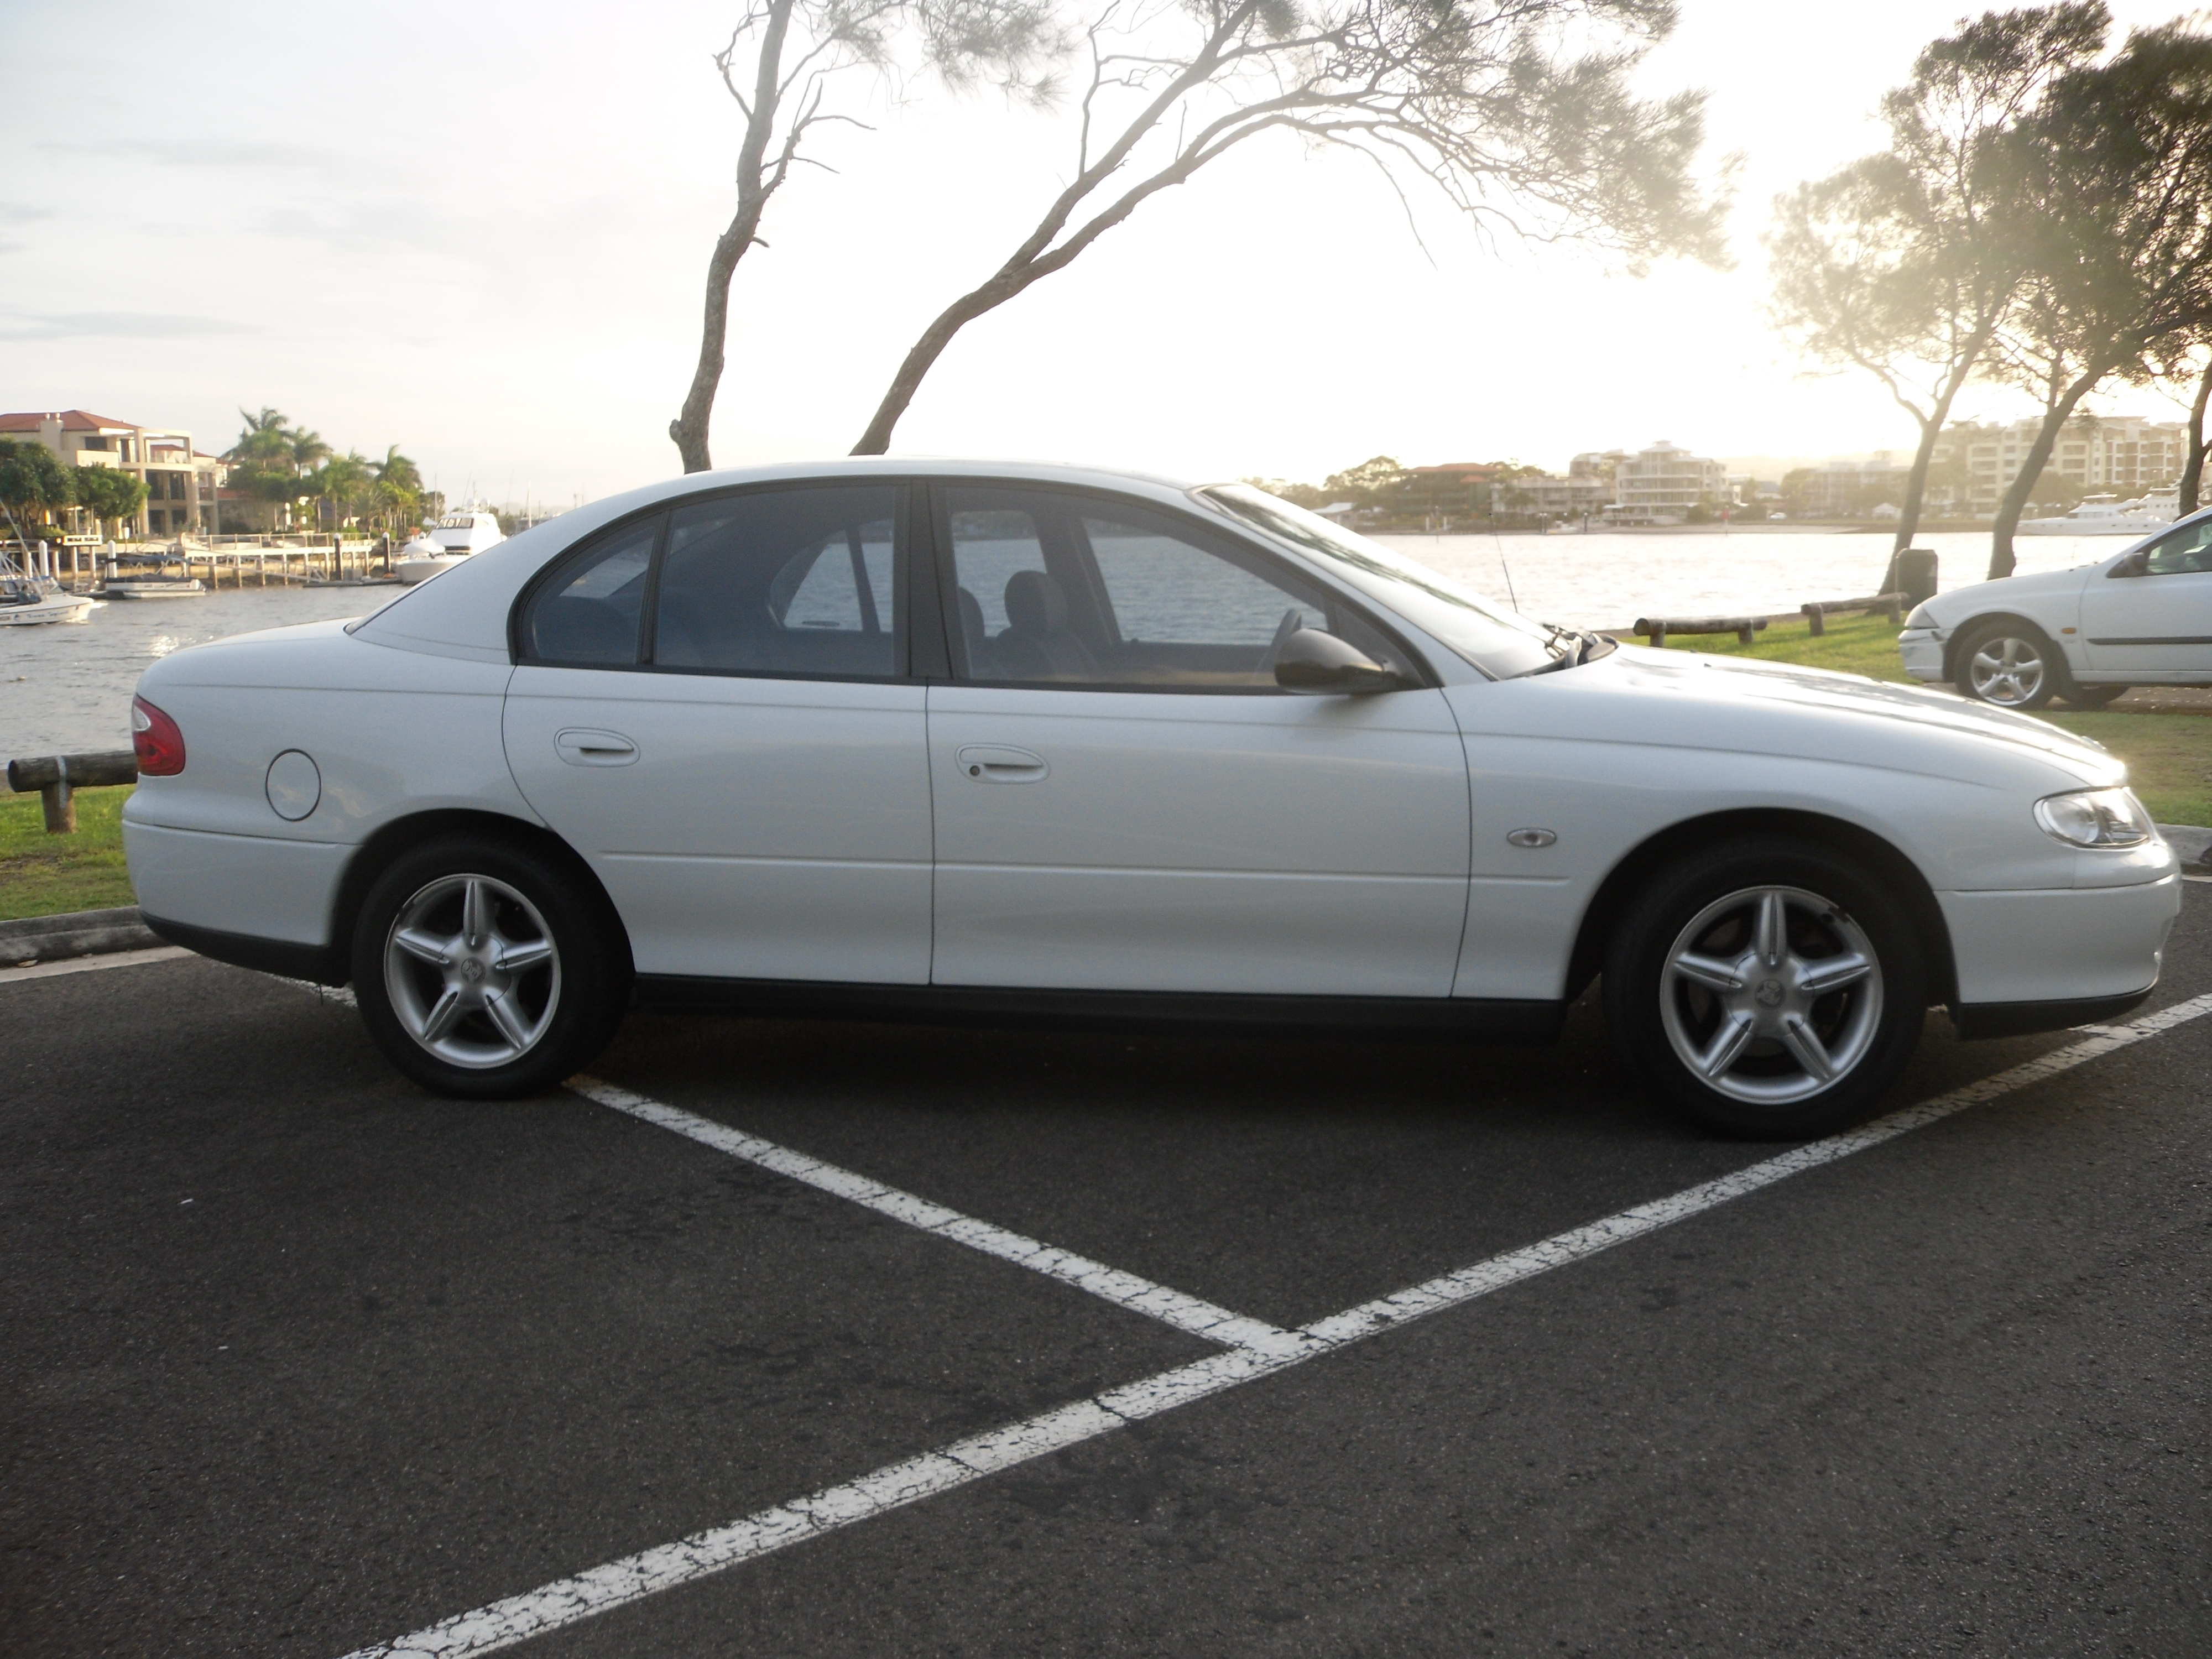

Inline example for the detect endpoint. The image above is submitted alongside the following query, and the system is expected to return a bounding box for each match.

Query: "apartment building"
[0,409,227,538]
[1489,469,1614,524]
[1932,415,2187,515]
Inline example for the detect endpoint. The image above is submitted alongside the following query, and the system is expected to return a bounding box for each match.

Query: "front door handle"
[956,744,1048,784]
[555,728,638,767]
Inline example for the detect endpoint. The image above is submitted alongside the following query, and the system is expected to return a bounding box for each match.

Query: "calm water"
[0,530,2128,757]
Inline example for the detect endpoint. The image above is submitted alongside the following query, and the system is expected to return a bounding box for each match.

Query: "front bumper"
[1898,626,1947,685]
[1940,873,2182,1035]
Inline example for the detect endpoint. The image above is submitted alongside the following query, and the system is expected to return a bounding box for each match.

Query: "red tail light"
[132,696,186,776]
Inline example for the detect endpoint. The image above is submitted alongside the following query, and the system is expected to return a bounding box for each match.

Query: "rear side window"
[654,486,900,679]
[522,515,659,665]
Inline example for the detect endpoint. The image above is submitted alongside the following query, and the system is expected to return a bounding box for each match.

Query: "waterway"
[0,530,2131,757]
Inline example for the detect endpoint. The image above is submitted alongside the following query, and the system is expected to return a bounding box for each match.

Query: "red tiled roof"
[0,409,149,434]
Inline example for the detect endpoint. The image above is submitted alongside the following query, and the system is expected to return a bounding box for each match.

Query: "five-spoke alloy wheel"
[1606,839,1926,1136]
[352,834,629,1098]
[1954,619,2060,709]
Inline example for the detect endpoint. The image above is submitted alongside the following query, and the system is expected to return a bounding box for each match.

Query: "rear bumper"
[142,914,348,985]
[123,820,345,949]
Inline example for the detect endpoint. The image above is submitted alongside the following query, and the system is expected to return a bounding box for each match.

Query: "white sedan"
[1899,508,2212,707]
[123,461,2180,1136]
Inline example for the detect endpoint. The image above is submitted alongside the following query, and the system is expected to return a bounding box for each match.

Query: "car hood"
[1556,646,2121,783]
[1915,561,2096,625]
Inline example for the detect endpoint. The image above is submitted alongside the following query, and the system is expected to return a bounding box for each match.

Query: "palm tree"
[311,451,374,533]
[225,409,306,531]
[371,445,422,534]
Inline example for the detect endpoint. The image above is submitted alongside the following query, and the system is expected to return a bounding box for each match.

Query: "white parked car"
[123,461,2180,1136]
[1899,507,2212,707]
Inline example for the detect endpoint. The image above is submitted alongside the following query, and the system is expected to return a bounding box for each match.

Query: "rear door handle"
[956,744,1048,784]
[555,728,638,766]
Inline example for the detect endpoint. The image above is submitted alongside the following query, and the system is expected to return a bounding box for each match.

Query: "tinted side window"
[523,515,659,665]
[654,486,900,678]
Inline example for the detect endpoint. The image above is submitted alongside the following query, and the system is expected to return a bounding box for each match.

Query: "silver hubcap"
[1659,885,1883,1106]
[383,874,561,1069]
[1968,636,2045,705]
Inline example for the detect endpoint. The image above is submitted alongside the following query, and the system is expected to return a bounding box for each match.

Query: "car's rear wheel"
[1603,839,1927,1138]
[1954,619,2061,708]
[352,835,628,1098]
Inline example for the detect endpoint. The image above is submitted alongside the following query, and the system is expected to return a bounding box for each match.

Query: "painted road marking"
[0,945,190,985]
[570,1077,1302,1356]
[340,989,2212,1659]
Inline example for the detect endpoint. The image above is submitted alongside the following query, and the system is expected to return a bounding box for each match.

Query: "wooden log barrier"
[7,750,139,834]
[1801,593,1907,636]
[1632,617,1769,649]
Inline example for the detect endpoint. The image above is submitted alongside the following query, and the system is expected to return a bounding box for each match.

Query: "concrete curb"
[0,906,162,966]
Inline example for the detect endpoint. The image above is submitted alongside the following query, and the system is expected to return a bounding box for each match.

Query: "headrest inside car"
[1004,568,1068,633]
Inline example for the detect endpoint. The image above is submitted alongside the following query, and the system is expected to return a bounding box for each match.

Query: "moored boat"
[395,508,504,583]
[0,575,97,625]
[2018,493,2176,535]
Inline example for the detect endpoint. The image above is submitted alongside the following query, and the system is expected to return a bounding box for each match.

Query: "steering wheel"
[1256,608,1307,678]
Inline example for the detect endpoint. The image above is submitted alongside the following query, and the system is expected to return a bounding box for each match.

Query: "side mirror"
[1274,628,1407,694]
[2111,549,2150,578]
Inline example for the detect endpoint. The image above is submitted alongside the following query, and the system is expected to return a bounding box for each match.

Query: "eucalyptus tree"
[1766,3,2105,585]
[849,0,1728,456]
[1984,18,2212,576]
[669,0,1062,472]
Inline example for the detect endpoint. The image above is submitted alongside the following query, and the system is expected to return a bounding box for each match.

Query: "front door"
[503,483,933,983]
[924,483,1470,997]
[2080,517,2212,680]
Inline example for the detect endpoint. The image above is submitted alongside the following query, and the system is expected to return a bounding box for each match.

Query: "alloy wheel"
[383,873,562,1068]
[1657,884,1883,1107]
[1966,635,2047,706]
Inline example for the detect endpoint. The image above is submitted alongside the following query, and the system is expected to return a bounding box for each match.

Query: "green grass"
[1641,608,1916,682]
[1661,609,2212,826]
[0,785,137,921]
[2038,711,2212,827]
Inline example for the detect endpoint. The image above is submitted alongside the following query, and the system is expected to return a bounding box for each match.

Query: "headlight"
[1903,603,1935,629]
[2033,787,2155,848]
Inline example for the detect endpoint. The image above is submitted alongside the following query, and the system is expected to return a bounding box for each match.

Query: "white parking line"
[0,945,190,985]
[570,1077,1302,1355]
[341,989,2212,1659]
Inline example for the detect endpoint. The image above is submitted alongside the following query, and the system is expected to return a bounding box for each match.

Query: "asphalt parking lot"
[6,893,2211,1658]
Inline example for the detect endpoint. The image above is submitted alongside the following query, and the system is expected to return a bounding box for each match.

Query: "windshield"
[1196,484,1564,679]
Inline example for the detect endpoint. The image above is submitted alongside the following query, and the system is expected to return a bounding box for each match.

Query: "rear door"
[502,483,933,983]
[924,483,1471,996]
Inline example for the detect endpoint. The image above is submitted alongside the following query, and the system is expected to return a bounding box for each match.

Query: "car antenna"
[1490,525,1521,612]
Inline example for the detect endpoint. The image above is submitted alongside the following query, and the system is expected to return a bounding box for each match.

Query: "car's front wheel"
[352,835,628,1098]
[1603,840,1927,1138]
[1954,619,2062,708]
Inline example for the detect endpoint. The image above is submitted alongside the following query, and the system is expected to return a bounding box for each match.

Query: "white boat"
[100,575,207,599]
[395,509,504,583]
[2018,493,2176,535]
[0,575,97,625]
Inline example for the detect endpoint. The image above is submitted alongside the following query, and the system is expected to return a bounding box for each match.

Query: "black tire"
[1952,618,2063,709]
[1603,838,1928,1138]
[351,833,630,1099]
[2064,683,2128,708]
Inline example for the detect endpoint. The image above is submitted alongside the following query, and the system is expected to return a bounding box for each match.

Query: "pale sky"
[1,0,2199,503]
